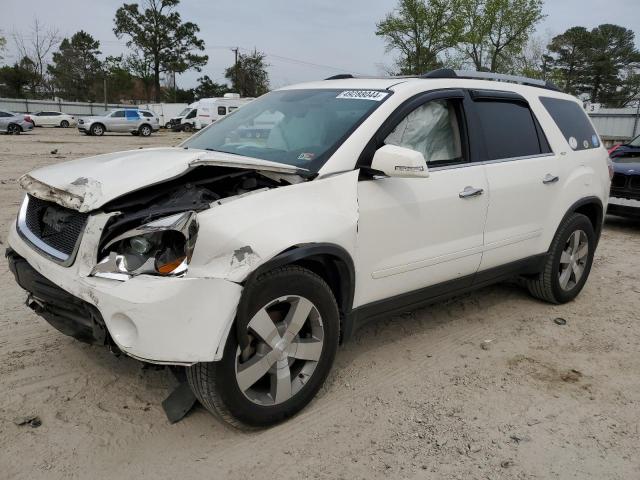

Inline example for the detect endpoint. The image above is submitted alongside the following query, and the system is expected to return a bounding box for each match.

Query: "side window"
[186,109,197,119]
[141,111,153,117]
[0,111,9,117]
[539,97,600,150]
[474,100,546,160]
[228,106,238,112]
[125,110,140,120]
[111,110,125,118]
[384,99,464,166]
[218,106,227,115]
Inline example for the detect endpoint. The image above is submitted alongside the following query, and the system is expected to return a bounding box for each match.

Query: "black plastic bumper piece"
[6,248,108,345]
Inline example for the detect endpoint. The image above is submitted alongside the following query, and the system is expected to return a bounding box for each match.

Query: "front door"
[354,93,488,307]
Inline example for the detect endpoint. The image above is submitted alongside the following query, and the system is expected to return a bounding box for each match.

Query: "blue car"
[608,134,640,218]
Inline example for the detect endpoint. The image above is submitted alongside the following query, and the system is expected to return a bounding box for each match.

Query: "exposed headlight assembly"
[91,211,198,281]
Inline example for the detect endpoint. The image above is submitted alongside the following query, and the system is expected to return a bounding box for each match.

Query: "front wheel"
[90,123,104,136]
[526,213,596,304]
[187,266,340,428]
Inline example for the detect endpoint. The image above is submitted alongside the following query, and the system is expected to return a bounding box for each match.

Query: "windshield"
[178,107,191,116]
[182,89,389,172]
[629,134,640,147]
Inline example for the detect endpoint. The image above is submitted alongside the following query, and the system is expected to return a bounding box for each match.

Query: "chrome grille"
[18,195,88,263]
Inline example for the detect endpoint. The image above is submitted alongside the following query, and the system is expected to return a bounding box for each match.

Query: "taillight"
[607,158,614,180]
[24,115,31,122]
[608,144,621,155]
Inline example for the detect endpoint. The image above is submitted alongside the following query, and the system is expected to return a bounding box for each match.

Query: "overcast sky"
[2,0,640,90]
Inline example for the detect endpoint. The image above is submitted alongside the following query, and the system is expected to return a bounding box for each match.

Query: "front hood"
[19,147,305,212]
[78,116,102,122]
[612,156,640,175]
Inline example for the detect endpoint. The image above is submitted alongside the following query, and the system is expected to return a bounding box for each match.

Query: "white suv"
[6,70,610,427]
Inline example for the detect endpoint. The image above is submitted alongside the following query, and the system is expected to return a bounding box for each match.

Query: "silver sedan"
[0,110,35,134]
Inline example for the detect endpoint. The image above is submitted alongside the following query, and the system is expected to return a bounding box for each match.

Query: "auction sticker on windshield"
[336,90,389,101]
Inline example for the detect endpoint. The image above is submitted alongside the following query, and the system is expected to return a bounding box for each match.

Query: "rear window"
[475,101,547,160]
[539,97,600,150]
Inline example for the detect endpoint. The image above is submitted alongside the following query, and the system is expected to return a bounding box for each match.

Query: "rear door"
[470,90,564,271]
[125,109,141,131]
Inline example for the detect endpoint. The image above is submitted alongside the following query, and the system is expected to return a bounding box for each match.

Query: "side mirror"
[371,145,429,178]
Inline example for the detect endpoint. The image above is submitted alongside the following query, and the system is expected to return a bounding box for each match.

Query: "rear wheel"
[187,266,340,428]
[90,123,104,136]
[526,213,595,304]
[60,120,69,128]
[139,124,152,137]
[7,123,21,134]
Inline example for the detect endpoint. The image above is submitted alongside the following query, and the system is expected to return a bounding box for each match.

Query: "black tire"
[60,120,69,128]
[131,131,139,136]
[187,266,340,428]
[139,124,152,137]
[526,213,595,304]
[7,123,21,134]
[90,123,104,136]
[164,122,171,129]
[183,123,193,132]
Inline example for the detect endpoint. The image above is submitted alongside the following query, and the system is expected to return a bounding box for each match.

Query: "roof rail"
[421,68,561,92]
[325,74,355,80]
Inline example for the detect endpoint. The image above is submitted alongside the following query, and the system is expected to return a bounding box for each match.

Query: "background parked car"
[608,143,640,218]
[137,109,161,133]
[77,109,160,137]
[30,111,77,128]
[608,133,640,158]
[0,110,34,134]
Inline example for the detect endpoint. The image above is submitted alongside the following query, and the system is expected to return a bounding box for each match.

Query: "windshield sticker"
[297,152,316,161]
[336,90,388,101]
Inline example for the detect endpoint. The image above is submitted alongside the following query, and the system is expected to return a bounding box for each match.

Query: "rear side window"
[540,97,600,150]
[141,111,153,118]
[475,101,547,160]
[125,110,140,120]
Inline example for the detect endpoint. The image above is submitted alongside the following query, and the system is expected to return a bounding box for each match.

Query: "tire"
[131,131,139,136]
[164,122,171,129]
[7,123,21,134]
[526,213,595,304]
[187,266,340,428]
[183,123,193,132]
[60,120,69,128]
[90,123,104,136]
[139,124,152,137]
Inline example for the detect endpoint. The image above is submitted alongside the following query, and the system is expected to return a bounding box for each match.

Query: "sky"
[2,0,640,90]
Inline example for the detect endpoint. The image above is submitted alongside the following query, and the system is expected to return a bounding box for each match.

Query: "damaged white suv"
[7,70,610,427]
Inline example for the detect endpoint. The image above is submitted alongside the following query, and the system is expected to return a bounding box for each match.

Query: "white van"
[179,94,253,131]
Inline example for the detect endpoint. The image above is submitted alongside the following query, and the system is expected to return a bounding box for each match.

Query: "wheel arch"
[91,122,106,132]
[238,243,356,347]
[555,196,604,250]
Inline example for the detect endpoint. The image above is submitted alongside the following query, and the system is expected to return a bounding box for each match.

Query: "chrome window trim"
[429,152,555,172]
[16,195,85,267]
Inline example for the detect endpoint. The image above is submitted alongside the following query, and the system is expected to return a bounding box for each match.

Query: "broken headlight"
[91,211,198,281]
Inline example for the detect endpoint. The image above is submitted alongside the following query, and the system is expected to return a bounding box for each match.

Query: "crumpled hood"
[19,147,304,212]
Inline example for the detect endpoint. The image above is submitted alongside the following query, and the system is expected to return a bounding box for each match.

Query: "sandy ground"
[0,128,639,480]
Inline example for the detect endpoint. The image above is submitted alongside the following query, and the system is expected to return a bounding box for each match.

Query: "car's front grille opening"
[630,176,640,190]
[611,173,628,189]
[21,195,88,260]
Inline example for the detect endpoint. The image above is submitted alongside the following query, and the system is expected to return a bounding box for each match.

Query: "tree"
[12,18,59,96]
[458,0,545,72]
[546,24,640,106]
[0,58,40,97]
[103,55,136,102]
[0,31,6,62]
[225,50,270,97]
[113,0,208,101]
[376,0,464,75]
[48,31,102,101]
[123,51,155,101]
[546,27,591,95]
[194,75,231,99]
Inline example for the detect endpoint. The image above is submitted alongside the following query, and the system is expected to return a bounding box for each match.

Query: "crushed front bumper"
[7,219,243,365]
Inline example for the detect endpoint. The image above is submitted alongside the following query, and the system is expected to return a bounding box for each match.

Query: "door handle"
[542,174,559,184]
[459,186,484,198]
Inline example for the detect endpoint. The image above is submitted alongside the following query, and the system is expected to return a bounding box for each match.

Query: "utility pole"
[232,47,239,95]
[103,77,107,110]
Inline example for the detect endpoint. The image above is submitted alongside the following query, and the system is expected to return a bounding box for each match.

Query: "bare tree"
[12,18,60,95]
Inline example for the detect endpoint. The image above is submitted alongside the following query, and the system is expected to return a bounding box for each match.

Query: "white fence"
[0,98,189,126]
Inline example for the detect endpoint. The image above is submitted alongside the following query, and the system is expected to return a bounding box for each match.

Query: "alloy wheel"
[558,229,589,291]
[235,295,324,406]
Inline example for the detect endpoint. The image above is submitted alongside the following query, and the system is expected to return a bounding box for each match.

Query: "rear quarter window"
[539,97,600,151]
